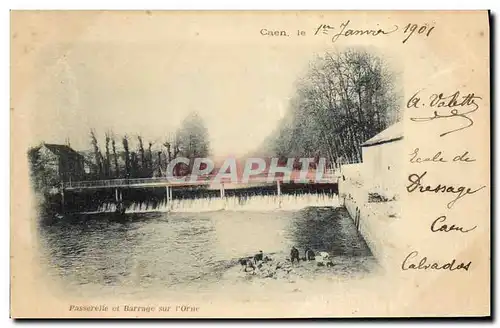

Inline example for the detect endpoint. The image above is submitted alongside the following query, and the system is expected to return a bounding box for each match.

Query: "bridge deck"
[63,174,339,191]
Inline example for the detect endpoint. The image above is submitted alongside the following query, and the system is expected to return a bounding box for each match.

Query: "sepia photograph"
[10,10,490,318]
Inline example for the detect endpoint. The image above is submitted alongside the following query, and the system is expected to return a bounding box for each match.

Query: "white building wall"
[361,140,403,200]
[339,140,403,266]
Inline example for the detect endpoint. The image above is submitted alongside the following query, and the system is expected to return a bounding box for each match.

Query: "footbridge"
[60,171,339,207]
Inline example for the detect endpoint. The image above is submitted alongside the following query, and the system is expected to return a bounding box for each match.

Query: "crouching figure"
[254,250,264,263]
[290,246,300,264]
[239,257,256,272]
[305,248,315,261]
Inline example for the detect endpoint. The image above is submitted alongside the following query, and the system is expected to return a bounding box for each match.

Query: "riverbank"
[142,250,379,305]
[223,251,376,283]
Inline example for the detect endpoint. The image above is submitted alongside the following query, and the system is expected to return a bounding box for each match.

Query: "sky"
[24,12,335,157]
[17,11,409,158]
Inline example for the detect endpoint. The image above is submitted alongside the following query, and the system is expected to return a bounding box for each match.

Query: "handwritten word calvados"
[406,171,486,209]
[401,251,471,271]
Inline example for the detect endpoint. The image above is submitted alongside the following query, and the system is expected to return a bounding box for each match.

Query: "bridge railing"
[64,177,195,189]
[63,175,237,189]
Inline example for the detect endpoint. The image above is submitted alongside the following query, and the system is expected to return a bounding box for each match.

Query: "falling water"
[91,193,341,214]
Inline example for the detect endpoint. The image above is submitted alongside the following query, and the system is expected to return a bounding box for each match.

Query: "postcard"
[10,10,490,318]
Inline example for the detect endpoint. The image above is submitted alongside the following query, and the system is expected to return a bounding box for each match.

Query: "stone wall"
[339,163,401,268]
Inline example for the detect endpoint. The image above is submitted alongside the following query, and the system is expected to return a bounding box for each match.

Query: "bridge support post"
[220,183,225,199]
[115,188,119,202]
[276,180,282,208]
[60,188,65,213]
[166,185,173,211]
[220,183,227,210]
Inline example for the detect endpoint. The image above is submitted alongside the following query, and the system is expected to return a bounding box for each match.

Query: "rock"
[276,271,288,279]
[263,270,274,278]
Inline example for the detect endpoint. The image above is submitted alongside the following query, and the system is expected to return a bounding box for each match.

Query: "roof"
[361,122,404,147]
[42,143,84,158]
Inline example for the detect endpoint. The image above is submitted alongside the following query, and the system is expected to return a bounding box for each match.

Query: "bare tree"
[137,135,146,173]
[90,129,103,178]
[156,151,162,176]
[104,132,111,178]
[122,135,130,178]
[270,49,401,166]
[111,134,119,177]
[130,151,139,177]
[147,141,153,172]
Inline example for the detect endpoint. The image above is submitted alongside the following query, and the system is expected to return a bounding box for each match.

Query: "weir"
[59,179,339,214]
[91,192,341,214]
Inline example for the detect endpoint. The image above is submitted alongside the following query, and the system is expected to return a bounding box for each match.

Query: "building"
[359,121,404,200]
[28,143,89,191]
[338,122,403,266]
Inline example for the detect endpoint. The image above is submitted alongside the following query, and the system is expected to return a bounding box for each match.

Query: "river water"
[37,206,376,299]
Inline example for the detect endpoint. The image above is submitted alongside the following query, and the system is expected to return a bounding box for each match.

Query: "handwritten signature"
[407,90,482,137]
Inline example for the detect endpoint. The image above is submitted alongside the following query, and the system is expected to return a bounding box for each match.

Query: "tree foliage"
[90,129,103,177]
[111,135,119,177]
[270,49,401,166]
[176,112,210,159]
[27,147,59,194]
[81,112,210,180]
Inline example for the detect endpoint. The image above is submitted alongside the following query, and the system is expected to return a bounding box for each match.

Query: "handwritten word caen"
[401,251,471,271]
[431,216,477,233]
[409,148,476,163]
[406,171,486,209]
[408,90,482,137]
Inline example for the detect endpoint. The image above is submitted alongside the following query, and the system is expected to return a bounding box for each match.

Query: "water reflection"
[290,207,372,257]
[38,207,374,297]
